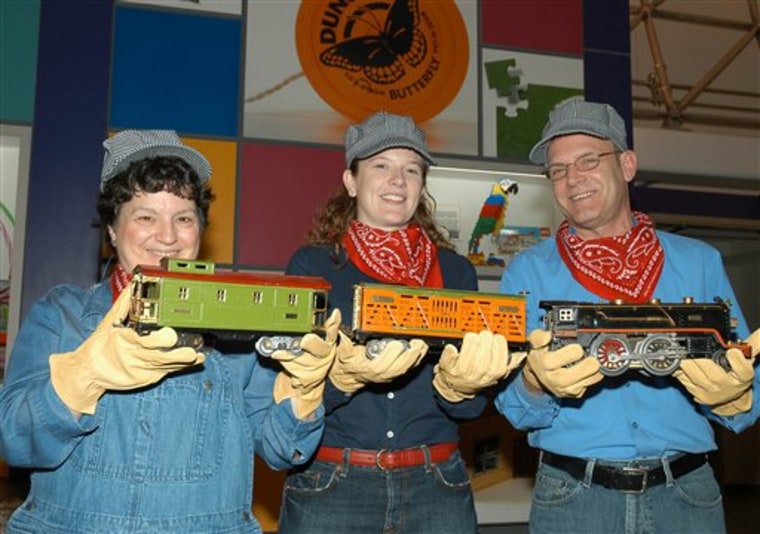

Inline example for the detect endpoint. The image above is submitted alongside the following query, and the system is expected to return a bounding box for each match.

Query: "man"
[494,98,759,533]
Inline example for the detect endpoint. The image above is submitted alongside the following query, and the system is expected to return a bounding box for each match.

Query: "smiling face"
[108,190,202,272]
[343,147,425,231]
[548,134,637,239]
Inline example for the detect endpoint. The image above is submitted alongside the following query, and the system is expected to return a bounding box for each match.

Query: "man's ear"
[620,150,638,184]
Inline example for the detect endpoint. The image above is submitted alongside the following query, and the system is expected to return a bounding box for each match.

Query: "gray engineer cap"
[529,98,629,165]
[100,129,212,190]
[344,110,436,166]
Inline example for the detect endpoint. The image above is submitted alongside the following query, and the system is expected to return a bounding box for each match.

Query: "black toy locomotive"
[540,298,752,376]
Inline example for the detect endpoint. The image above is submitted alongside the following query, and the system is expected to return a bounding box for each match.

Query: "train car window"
[178,287,190,300]
[288,294,298,306]
[144,283,159,299]
[252,291,263,304]
[558,308,575,322]
[216,289,227,302]
[313,293,328,310]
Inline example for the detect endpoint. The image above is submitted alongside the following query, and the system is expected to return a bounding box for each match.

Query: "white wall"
[0,125,32,358]
[426,164,561,293]
[634,127,760,183]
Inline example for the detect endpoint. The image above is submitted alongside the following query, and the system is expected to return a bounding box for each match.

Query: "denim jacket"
[0,282,323,533]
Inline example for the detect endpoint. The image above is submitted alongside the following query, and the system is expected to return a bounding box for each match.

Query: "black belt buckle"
[618,466,649,493]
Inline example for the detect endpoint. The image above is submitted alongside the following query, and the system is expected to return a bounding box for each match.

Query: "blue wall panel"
[583,50,634,148]
[110,6,241,137]
[20,0,112,320]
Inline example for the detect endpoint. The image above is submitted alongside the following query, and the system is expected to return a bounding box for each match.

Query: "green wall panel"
[0,0,40,123]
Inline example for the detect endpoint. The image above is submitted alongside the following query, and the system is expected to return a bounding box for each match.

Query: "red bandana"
[109,262,133,303]
[343,221,443,288]
[556,211,664,303]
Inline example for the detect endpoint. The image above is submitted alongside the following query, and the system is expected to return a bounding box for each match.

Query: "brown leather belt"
[541,451,709,493]
[316,442,459,470]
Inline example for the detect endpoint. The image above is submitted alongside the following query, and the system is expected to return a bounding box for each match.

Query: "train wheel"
[640,334,682,376]
[712,349,731,372]
[366,338,411,360]
[590,335,630,377]
[288,337,304,355]
[366,339,385,360]
[255,337,275,357]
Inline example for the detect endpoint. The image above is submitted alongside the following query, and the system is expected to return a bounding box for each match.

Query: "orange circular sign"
[296,0,469,123]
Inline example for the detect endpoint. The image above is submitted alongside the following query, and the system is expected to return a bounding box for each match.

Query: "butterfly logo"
[319,0,427,85]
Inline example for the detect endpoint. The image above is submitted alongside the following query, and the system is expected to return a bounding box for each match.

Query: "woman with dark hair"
[0,129,332,533]
[275,111,525,534]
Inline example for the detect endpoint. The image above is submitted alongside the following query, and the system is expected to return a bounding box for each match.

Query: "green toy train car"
[126,258,331,355]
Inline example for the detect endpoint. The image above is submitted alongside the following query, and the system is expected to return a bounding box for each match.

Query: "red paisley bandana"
[109,262,133,303]
[557,211,664,303]
[343,221,443,288]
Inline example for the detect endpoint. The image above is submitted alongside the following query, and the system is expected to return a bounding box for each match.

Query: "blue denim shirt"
[0,281,323,533]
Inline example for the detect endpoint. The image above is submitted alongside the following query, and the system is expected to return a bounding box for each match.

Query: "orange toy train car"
[351,283,528,356]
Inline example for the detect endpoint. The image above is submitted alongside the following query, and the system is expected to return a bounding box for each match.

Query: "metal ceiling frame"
[630,0,760,132]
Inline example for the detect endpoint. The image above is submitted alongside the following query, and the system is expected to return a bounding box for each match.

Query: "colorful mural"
[1,0,633,322]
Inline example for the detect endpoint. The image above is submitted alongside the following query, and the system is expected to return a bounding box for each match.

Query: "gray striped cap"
[101,130,211,189]
[344,111,436,166]
[529,98,628,165]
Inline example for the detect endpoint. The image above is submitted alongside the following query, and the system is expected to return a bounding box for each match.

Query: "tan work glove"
[674,347,755,416]
[522,329,603,398]
[49,289,206,415]
[433,330,526,402]
[271,309,340,419]
[329,333,428,393]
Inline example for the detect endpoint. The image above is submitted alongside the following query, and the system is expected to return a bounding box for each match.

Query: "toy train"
[351,283,527,357]
[126,259,529,355]
[127,259,331,355]
[540,298,752,377]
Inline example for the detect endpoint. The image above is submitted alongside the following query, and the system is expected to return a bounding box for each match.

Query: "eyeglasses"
[544,151,622,182]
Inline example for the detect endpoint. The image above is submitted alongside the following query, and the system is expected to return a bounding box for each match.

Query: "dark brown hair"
[97,155,214,253]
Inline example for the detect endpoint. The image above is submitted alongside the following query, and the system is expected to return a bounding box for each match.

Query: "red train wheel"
[590,334,631,377]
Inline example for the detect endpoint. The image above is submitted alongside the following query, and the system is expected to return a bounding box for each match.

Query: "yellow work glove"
[710,327,760,415]
[271,309,340,419]
[522,329,603,398]
[433,330,526,403]
[328,333,428,393]
[49,289,206,415]
[674,347,755,416]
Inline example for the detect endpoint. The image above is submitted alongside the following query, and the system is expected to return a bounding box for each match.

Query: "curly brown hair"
[97,155,214,258]
[306,160,454,253]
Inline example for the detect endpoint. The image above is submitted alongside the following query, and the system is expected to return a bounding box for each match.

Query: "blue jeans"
[530,455,725,534]
[278,451,477,534]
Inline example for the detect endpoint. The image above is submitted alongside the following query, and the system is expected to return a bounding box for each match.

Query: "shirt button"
[632,422,639,429]
[387,392,395,399]
[386,430,394,438]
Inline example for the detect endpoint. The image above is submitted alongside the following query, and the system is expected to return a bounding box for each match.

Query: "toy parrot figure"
[467,178,519,264]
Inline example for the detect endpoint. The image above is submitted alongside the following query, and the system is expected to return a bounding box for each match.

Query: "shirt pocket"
[70,371,229,483]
